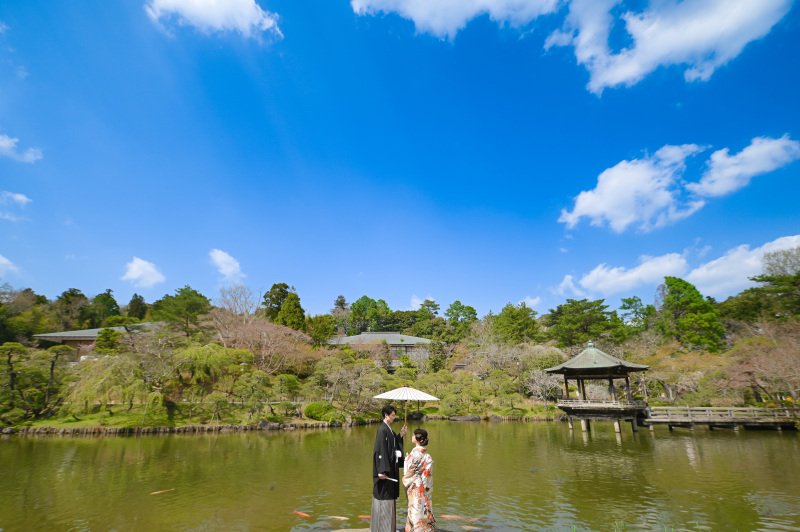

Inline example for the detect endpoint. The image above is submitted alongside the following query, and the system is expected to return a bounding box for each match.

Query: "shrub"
[321,410,345,423]
[440,396,467,417]
[304,401,335,420]
[0,408,27,426]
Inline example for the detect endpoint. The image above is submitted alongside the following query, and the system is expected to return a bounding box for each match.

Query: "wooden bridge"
[645,405,798,431]
[556,400,798,433]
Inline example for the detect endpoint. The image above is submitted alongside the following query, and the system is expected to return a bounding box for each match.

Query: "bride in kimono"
[402,429,435,532]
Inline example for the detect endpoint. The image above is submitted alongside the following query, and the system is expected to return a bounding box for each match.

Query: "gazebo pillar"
[625,376,633,401]
[563,375,570,399]
[609,378,617,401]
[579,379,587,400]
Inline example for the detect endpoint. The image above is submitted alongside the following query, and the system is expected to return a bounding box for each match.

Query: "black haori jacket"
[372,422,404,500]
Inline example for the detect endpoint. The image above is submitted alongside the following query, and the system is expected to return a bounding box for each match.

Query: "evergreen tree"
[274,292,306,331]
[657,277,726,351]
[151,285,212,337]
[492,302,539,344]
[262,283,292,322]
[127,293,148,320]
[544,298,616,347]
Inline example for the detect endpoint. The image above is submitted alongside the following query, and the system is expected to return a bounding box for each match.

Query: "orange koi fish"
[358,515,371,519]
[293,511,311,518]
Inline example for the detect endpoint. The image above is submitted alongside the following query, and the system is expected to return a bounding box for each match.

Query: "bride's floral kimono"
[402,445,435,532]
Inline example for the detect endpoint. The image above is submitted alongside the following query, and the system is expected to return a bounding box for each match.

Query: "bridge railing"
[648,406,797,420]
[557,399,646,408]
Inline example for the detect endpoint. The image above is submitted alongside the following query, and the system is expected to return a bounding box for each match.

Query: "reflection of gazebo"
[546,341,649,434]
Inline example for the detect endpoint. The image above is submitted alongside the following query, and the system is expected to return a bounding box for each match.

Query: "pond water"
[1,420,799,531]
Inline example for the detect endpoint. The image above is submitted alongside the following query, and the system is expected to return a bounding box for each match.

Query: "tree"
[523,369,562,412]
[1,342,28,409]
[444,300,477,338]
[544,299,616,347]
[657,277,726,351]
[492,302,539,344]
[88,289,120,327]
[54,288,90,330]
[274,292,306,331]
[619,296,656,332]
[306,314,336,346]
[262,283,292,322]
[126,293,148,320]
[151,285,212,337]
[350,295,392,333]
[762,246,800,277]
[331,295,351,335]
[43,345,74,411]
[746,272,800,319]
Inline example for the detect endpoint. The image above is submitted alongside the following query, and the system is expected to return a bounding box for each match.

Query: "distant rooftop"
[34,323,155,342]
[328,331,431,346]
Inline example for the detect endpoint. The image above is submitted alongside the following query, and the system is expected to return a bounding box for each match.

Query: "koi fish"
[461,527,481,531]
[293,511,311,518]
[358,515,371,519]
[149,489,174,495]
[326,516,349,520]
[440,515,465,519]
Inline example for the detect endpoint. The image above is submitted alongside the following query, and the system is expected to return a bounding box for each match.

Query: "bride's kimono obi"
[402,445,435,532]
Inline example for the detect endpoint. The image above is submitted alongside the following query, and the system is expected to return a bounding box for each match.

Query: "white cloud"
[145,0,282,39]
[687,235,800,297]
[0,191,32,222]
[559,144,706,233]
[688,135,800,197]
[562,135,800,233]
[0,254,20,277]
[352,1,790,93]
[548,0,792,94]
[409,294,434,310]
[579,253,688,296]
[1,191,32,206]
[209,248,245,283]
[121,257,166,288]
[0,21,8,34]
[351,0,560,40]
[519,296,541,308]
[0,134,43,163]
[553,274,586,297]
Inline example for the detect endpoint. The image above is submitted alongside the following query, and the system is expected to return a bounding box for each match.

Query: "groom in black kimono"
[371,404,406,532]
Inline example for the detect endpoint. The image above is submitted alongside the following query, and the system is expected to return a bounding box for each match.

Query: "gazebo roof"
[545,340,648,376]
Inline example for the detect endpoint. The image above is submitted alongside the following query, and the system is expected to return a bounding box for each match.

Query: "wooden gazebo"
[546,341,649,433]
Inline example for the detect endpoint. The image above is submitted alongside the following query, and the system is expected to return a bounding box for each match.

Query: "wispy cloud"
[0,254,20,277]
[121,257,166,288]
[352,0,791,93]
[209,248,245,283]
[351,0,559,40]
[519,296,541,308]
[560,135,800,233]
[688,135,800,197]
[409,294,434,310]
[687,235,800,297]
[0,191,32,222]
[145,0,282,39]
[547,0,792,95]
[559,144,706,233]
[553,274,586,298]
[0,134,42,163]
[578,253,688,296]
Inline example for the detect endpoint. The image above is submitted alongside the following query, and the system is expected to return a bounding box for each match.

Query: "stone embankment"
[3,413,559,437]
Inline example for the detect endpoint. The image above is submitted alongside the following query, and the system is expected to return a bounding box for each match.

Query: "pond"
[1,420,799,531]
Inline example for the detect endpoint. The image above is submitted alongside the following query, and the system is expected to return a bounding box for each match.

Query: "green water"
[1,421,799,531]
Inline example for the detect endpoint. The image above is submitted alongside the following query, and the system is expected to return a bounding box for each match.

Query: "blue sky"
[1,0,799,318]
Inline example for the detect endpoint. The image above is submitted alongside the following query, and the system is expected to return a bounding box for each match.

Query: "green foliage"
[274,292,306,331]
[95,328,123,355]
[747,272,800,318]
[620,296,656,332]
[262,283,292,321]
[426,340,447,373]
[492,302,539,344]
[658,277,726,351]
[126,293,148,320]
[444,300,478,338]
[275,374,300,400]
[304,401,335,420]
[350,295,393,333]
[88,289,120,328]
[151,285,212,337]
[544,298,617,347]
[306,313,336,346]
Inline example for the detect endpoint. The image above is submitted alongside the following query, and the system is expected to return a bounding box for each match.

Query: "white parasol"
[374,384,439,424]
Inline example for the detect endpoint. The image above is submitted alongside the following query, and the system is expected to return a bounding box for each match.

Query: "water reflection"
[0,422,798,531]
